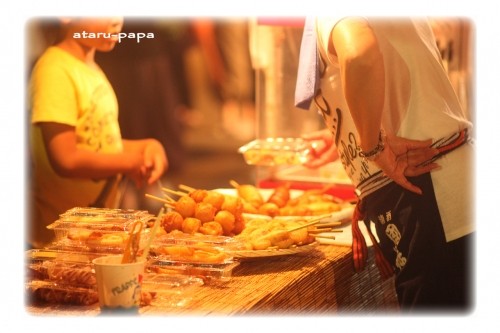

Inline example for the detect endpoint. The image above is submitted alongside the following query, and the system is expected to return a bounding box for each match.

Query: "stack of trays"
[147,234,245,284]
[25,249,101,306]
[46,207,154,254]
[141,273,204,307]
[25,249,205,307]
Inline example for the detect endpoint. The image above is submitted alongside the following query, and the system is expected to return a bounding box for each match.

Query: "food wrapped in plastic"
[149,234,245,264]
[141,273,204,307]
[147,259,239,284]
[59,207,153,223]
[26,280,99,306]
[26,249,101,282]
[238,138,313,166]
[46,208,154,253]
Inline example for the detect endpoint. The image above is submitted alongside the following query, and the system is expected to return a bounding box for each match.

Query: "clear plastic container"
[147,259,239,285]
[153,233,246,251]
[26,280,99,306]
[59,207,153,222]
[238,138,313,166]
[26,249,101,287]
[46,207,154,253]
[141,273,204,307]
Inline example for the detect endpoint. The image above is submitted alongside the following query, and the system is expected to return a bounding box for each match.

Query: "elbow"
[344,42,382,73]
[49,158,80,178]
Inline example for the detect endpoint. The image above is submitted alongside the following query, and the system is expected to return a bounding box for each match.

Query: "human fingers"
[147,153,168,185]
[407,147,439,167]
[405,162,440,177]
[303,146,338,169]
[391,173,423,195]
[301,129,331,141]
[379,153,423,195]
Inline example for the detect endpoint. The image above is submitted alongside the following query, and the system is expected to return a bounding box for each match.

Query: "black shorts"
[361,173,474,313]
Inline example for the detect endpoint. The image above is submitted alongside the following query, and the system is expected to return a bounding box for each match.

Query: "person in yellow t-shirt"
[28,17,168,249]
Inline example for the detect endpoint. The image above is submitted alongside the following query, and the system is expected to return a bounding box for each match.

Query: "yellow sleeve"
[30,51,78,126]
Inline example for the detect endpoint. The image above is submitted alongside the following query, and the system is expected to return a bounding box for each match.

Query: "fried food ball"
[174,195,197,218]
[241,200,258,214]
[202,191,225,210]
[161,211,184,233]
[288,224,310,244]
[189,189,208,203]
[181,217,202,234]
[199,221,224,236]
[258,202,280,217]
[221,195,244,216]
[232,214,246,235]
[194,202,217,223]
[214,210,235,235]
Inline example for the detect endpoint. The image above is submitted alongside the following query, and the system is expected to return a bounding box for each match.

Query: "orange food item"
[194,202,217,223]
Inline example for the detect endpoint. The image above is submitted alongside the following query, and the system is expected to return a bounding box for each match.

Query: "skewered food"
[230,180,264,209]
[174,195,197,218]
[214,210,236,235]
[194,202,217,223]
[199,221,224,236]
[161,211,184,233]
[150,186,247,236]
[258,202,280,217]
[235,218,316,251]
[181,217,201,234]
[266,182,290,208]
[202,191,225,210]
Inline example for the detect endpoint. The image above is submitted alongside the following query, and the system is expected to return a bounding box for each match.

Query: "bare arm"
[331,17,385,152]
[40,122,167,186]
[330,18,439,194]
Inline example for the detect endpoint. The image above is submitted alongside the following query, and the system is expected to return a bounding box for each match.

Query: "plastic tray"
[141,273,204,307]
[238,138,312,166]
[147,259,239,284]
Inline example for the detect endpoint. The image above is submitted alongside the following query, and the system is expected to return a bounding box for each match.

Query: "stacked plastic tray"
[147,233,245,284]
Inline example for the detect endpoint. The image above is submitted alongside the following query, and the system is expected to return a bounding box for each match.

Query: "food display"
[141,273,204,307]
[156,187,247,237]
[46,207,154,253]
[147,233,243,283]
[147,259,239,284]
[28,178,352,309]
[225,181,349,218]
[238,137,313,166]
[25,249,155,306]
[234,217,316,251]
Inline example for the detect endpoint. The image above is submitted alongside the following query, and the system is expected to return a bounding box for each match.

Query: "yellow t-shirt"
[28,46,123,248]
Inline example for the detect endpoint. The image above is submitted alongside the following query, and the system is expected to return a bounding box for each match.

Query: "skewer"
[308,228,334,234]
[314,221,342,228]
[229,179,240,189]
[161,187,187,197]
[286,215,331,232]
[314,235,336,241]
[145,194,175,208]
[139,207,164,261]
[178,184,196,193]
[161,194,176,203]
[309,229,343,235]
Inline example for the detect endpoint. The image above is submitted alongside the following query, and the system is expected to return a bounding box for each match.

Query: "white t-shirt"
[313,17,474,241]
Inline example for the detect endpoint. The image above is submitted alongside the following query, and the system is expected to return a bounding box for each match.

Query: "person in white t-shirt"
[296,17,474,312]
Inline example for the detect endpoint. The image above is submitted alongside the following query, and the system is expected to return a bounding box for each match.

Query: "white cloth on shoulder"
[294,17,319,110]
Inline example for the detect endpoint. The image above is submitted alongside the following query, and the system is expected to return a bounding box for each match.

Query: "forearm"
[50,149,141,180]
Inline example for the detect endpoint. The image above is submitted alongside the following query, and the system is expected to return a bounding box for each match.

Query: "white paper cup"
[93,255,146,312]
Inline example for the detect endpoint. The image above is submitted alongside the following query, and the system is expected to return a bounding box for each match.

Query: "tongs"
[121,221,143,264]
